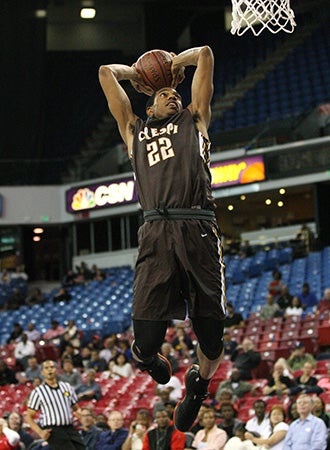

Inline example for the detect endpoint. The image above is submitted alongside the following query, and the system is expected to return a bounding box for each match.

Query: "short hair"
[81,407,95,417]
[41,360,57,370]
[146,93,156,109]
[253,399,267,408]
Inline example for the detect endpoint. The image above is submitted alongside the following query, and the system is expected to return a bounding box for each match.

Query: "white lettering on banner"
[94,181,135,206]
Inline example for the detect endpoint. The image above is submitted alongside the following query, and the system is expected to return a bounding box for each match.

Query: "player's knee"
[200,339,224,360]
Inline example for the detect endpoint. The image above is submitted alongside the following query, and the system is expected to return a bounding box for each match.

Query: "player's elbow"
[98,65,111,79]
[200,46,214,61]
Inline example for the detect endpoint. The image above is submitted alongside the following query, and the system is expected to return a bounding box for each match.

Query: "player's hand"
[130,64,154,96]
[170,53,185,88]
[40,428,52,440]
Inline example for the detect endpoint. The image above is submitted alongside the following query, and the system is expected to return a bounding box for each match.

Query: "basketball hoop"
[231,0,296,36]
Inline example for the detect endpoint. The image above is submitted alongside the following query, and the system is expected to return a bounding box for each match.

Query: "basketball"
[135,49,173,92]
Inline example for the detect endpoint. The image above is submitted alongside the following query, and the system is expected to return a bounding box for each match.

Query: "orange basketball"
[136,49,173,92]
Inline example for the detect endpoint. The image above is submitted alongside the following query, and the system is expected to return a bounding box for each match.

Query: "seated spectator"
[6,323,24,344]
[142,409,185,450]
[245,405,289,449]
[260,294,280,320]
[61,343,83,368]
[190,404,214,435]
[76,261,93,282]
[317,365,330,392]
[277,285,294,315]
[62,269,77,288]
[171,326,194,358]
[191,407,227,450]
[160,342,179,374]
[297,282,318,311]
[58,358,82,387]
[87,334,104,351]
[155,374,183,403]
[14,333,36,369]
[5,288,25,310]
[43,319,65,345]
[76,369,102,401]
[61,319,80,349]
[312,396,330,428]
[316,288,330,316]
[287,400,299,424]
[81,347,92,368]
[218,401,243,439]
[222,330,238,356]
[284,297,304,319]
[24,323,41,342]
[153,389,172,418]
[216,368,257,402]
[224,422,255,450]
[118,339,133,361]
[0,418,20,449]
[104,353,134,379]
[92,265,106,282]
[79,407,103,450]
[0,269,11,285]
[17,355,42,384]
[52,287,72,303]
[246,399,271,438]
[25,287,45,306]
[286,341,316,372]
[99,334,119,364]
[286,361,322,396]
[87,349,108,373]
[0,359,18,385]
[122,409,152,450]
[231,338,261,380]
[263,361,293,397]
[224,303,245,331]
[239,240,254,259]
[268,270,284,301]
[7,412,34,449]
[95,411,128,450]
[95,414,109,431]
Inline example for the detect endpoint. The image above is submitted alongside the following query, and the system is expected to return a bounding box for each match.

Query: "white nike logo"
[201,233,207,237]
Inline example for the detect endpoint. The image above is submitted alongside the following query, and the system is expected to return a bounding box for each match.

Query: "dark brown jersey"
[131,109,216,211]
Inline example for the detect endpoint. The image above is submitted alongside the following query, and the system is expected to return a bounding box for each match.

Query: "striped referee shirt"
[28,381,78,427]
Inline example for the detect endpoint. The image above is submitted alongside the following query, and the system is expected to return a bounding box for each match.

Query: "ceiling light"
[278,201,284,207]
[240,195,246,200]
[265,199,272,205]
[33,228,44,234]
[80,8,96,19]
[279,188,286,195]
[33,236,41,242]
[228,204,234,211]
[34,9,47,18]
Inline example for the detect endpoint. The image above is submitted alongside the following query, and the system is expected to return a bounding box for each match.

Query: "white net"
[231,0,296,36]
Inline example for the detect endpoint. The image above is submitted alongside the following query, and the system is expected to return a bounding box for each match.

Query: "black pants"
[47,425,85,450]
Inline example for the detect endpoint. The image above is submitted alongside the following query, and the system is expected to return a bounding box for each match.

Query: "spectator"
[171,326,194,358]
[61,344,83,368]
[286,342,316,372]
[224,422,255,450]
[153,389,172,418]
[118,339,133,361]
[5,288,25,310]
[79,407,103,450]
[26,287,45,306]
[312,397,330,428]
[316,288,330,316]
[61,320,80,350]
[231,338,261,380]
[43,320,65,345]
[246,399,272,438]
[7,412,34,450]
[122,409,152,450]
[155,375,183,403]
[58,358,82,388]
[216,368,257,402]
[76,261,93,282]
[24,323,41,342]
[6,323,24,344]
[263,361,293,397]
[217,401,243,439]
[0,269,11,285]
[18,355,42,384]
[260,294,281,320]
[95,411,128,450]
[87,350,107,373]
[190,404,214,435]
[287,401,298,424]
[164,400,177,420]
[160,343,179,374]
[95,414,109,431]
[224,303,245,330]
[53,287,72,303]
[191,407,227,450]
[317,365,330,392]
[87,335,104,352]
[0,360,18,385]
[239,240,254,259]
[99,334,119,364]
[81,347,92,368]
[283,394,327,450]
[268,270,284,301]
[142,409,185,450]
[14,333,36,369]
[287,361,322,396]
[76,369,102,401]
[62,269,77,288]
[277,285,293,314]
[0,418,20,450]
[297,282,318,311]
[245,405,288,450]
[284,297,304,319]
[222,331,238,356]
[105,353,134,379]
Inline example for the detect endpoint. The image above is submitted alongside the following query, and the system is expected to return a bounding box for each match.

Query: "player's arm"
[98,64,139,149]
[171,46,214,131]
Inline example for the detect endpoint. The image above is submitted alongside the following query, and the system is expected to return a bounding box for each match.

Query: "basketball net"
[231,0,296,36]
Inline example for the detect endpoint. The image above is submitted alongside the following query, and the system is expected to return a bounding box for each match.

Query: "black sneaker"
[174,364,208,431]
[137,353,172,384]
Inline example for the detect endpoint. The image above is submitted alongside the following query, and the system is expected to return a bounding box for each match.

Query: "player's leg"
[132,319,172,384]
[174,317,224,431]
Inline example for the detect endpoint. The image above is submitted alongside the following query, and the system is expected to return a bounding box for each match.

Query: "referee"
[26,360,86,449]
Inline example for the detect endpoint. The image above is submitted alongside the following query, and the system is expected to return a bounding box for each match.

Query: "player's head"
[146,87,183,119]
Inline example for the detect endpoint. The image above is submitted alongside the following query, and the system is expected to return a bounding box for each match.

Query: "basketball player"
[99,46,226,432]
